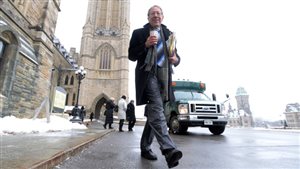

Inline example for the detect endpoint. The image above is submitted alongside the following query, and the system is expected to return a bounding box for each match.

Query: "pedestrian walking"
[126,100,136,131]
[117,95,127,132]
[128,5,182,168]
[80,106,86,122]
[89,112,94,122]
[103,98,115,129]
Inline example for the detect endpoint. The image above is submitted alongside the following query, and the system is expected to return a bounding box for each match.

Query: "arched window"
[70,76,74,85]
[64,75,69,85]
[65,93,69,105]
[72,93,76,106]
[99,45,112,69]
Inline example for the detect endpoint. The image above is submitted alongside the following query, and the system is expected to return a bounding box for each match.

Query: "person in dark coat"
[80,106,86,122]
[89,112,94,122]
[126,100,136,131]
[103,98,115,129]
[128,5,182,168]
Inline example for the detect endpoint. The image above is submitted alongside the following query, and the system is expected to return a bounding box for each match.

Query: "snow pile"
[0,115,87,135]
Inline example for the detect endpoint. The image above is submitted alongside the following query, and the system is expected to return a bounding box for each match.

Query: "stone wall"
[8,53,38,118]
[0,0,73,118]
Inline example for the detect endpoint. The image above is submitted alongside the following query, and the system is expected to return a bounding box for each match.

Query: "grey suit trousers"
[140,74,177,153]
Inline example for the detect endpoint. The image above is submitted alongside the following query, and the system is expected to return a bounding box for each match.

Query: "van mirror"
[212,93,216,101]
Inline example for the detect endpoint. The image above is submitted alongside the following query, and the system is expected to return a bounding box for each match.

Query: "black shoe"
[141,150,158,160]
[109,127,114,129]
[119,130,124,132]
[165,149,182,168]
[103,125,106,129]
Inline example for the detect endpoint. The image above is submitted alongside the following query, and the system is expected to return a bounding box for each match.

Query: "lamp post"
[70,66,87,123]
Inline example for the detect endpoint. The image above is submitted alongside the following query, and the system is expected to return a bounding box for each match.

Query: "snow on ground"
[0,115,87,135]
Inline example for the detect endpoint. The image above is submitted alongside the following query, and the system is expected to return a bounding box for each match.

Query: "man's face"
[148,6,164,28]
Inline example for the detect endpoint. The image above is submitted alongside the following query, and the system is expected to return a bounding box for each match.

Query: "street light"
[70,66,87,123]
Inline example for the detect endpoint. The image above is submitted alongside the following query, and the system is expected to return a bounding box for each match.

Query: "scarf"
[144,28,169,101]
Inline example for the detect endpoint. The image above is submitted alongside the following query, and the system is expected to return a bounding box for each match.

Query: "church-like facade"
[76,0,130,118]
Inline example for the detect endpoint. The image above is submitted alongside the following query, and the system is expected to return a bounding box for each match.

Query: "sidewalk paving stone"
[1,121,113,169]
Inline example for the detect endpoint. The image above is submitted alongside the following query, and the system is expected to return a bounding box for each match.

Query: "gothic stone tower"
[235,87,254,127]
[78,0,130,119]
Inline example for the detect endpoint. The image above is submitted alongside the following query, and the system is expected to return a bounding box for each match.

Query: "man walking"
[128,5,182,168]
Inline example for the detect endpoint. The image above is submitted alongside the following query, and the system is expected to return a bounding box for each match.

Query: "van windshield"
[174,91,211,101]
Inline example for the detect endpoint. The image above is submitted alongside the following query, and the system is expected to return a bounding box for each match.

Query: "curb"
[29,130,113,169]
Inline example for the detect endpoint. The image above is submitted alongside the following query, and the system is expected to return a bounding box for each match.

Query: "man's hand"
[145,35,158,48]
[169,53,179,64]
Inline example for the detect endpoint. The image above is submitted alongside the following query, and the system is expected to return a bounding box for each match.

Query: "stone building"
[227,87,253,127]
[72,0,130,119]
[284,103,300,128]
[0,0,130,119]
[0,0,75,118]
[235,87,254,127]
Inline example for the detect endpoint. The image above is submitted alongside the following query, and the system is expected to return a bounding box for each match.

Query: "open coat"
[128,23,180,106]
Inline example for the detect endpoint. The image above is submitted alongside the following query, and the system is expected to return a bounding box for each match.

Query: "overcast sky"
[55,0,300,121]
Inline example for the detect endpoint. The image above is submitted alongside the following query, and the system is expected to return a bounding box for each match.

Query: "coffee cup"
[150,30,158,38]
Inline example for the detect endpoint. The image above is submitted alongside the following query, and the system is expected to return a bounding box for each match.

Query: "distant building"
[235,87,254,127]
[227,117,241,127]
[284,103,300,128]
[227,87,253,127]
[239,110,253,127]
[226,103,240,127]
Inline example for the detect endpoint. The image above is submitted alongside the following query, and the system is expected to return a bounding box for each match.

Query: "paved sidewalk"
[0,121,114,169]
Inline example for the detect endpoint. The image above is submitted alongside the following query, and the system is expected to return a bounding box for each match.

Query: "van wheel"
[170,116,188,134]
[208,126,225,135]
